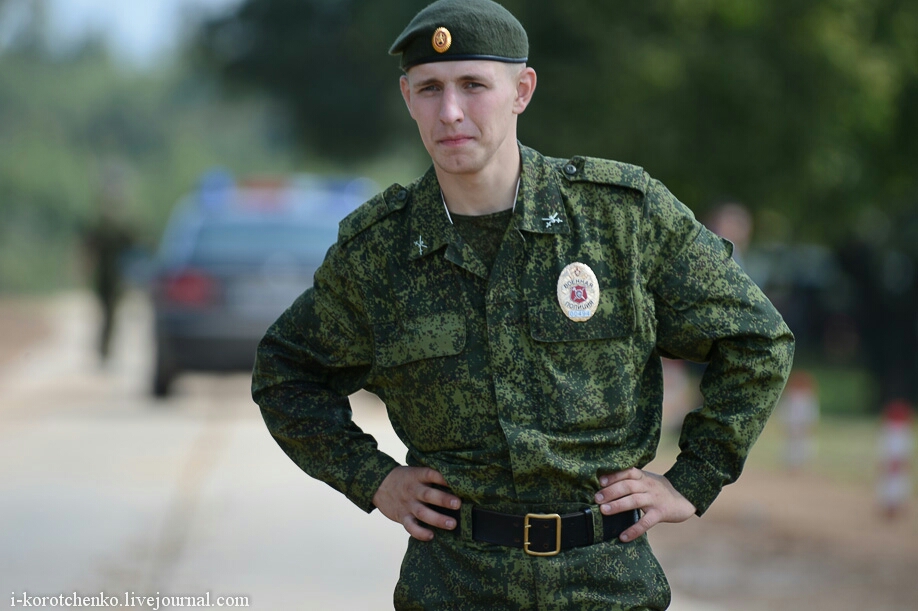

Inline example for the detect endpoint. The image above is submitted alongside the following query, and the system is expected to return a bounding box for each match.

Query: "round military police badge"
[432,27,452,53]
[557,262,600,322]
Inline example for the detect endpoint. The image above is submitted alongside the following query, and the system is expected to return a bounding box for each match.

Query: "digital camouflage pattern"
[394,528,670,610]
[252,144,795,609]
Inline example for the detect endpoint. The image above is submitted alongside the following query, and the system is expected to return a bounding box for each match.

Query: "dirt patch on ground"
[650,467,918,610]
[4,293,914,610]
[0,296,51,368]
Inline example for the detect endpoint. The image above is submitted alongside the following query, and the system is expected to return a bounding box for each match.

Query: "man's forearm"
[666,331,794,514]
[258,391,401,512]
[252,314,399,513]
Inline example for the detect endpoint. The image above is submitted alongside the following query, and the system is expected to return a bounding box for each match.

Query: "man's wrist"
[348,453,402,513]
[664,459,722,516]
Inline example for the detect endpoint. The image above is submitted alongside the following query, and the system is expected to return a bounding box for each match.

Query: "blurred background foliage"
[0,0,304,291]
[1,0,916,409]
[196,0,918,245]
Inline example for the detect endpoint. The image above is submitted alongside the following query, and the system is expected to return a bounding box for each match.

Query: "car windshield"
[190,220,338,265]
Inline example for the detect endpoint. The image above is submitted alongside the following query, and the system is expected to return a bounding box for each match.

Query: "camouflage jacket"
[252,144,794,516]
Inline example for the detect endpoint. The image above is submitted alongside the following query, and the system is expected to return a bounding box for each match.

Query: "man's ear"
[513,67,537,115]
[399,75,415,119]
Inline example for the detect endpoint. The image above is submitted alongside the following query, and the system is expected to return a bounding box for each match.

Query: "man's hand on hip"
[373,466,462,541]
[594,468,696,542]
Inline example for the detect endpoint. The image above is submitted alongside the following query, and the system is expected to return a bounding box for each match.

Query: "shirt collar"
[407,166,454,261]
[514,144,570,235]
[407,144,571,262]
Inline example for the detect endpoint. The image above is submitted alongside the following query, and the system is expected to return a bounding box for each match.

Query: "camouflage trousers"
[393,505,671,610]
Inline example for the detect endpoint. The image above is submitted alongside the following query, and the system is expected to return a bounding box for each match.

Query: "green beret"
[389,0,528,70]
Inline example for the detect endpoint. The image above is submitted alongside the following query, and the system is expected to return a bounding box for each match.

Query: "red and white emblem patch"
[570,285,588,304]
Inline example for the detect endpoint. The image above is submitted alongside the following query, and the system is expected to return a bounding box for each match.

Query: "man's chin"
[432,151,483,176]
[435,160,483,176]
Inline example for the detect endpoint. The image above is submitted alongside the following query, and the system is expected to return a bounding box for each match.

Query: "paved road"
[0,293,717,610]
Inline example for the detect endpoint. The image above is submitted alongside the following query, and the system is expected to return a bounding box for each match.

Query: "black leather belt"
[433,506,639,556]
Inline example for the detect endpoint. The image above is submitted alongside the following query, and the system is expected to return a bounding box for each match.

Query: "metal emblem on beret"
[557,262,600,322]
[432,27,452,53]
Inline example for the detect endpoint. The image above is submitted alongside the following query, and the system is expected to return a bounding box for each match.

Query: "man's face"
[400,60,535,177]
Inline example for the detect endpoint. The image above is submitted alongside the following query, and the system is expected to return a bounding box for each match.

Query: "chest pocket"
[371,311,474,451]
[528,287,638,432]
[372,311,467,395]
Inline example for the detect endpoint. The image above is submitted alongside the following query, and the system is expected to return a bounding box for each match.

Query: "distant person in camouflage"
[251,0,794,609]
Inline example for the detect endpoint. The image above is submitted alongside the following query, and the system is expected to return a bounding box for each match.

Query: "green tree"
[195,0,918,244]
[0,8,301,292]
[195,0,419,159]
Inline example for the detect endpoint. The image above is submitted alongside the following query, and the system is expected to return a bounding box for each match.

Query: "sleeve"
[641,179,795,515]
[251,242,400,513]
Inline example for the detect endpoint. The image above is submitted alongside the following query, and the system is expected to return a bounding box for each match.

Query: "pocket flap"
[530,287,635,342]
[374,312,466,367]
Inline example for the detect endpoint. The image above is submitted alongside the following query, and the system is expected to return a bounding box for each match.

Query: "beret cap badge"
[432,27,452,53]
[389,0,528,70]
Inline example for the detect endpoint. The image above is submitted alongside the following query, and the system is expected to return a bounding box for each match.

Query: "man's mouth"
[438,135,474,146]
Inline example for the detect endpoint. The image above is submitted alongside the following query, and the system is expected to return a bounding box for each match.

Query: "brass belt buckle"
[523,513,562,556]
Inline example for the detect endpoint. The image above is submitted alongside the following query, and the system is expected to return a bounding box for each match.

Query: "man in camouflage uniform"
[252,0,794,608]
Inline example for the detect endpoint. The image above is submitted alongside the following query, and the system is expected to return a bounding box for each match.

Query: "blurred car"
[150,171,373,397]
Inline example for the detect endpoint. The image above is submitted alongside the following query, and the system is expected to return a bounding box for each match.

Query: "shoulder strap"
[337,183,410,244]
[558,156,649,194]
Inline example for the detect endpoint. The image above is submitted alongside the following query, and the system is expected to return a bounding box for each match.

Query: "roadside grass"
[750,415,892,488]
[656,406,916,497]
[656,362,915,494]
[750,363,915,494]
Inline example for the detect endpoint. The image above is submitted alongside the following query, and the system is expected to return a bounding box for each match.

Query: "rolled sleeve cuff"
[345,451,401,513]
[664,457,725,516]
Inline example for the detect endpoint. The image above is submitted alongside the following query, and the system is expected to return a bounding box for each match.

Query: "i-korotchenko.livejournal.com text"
[10,592,250,609]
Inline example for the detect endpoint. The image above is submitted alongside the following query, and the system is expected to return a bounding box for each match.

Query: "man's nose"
[438,87,464,123]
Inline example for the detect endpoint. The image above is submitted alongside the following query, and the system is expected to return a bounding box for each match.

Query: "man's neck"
[436,145,521,217]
